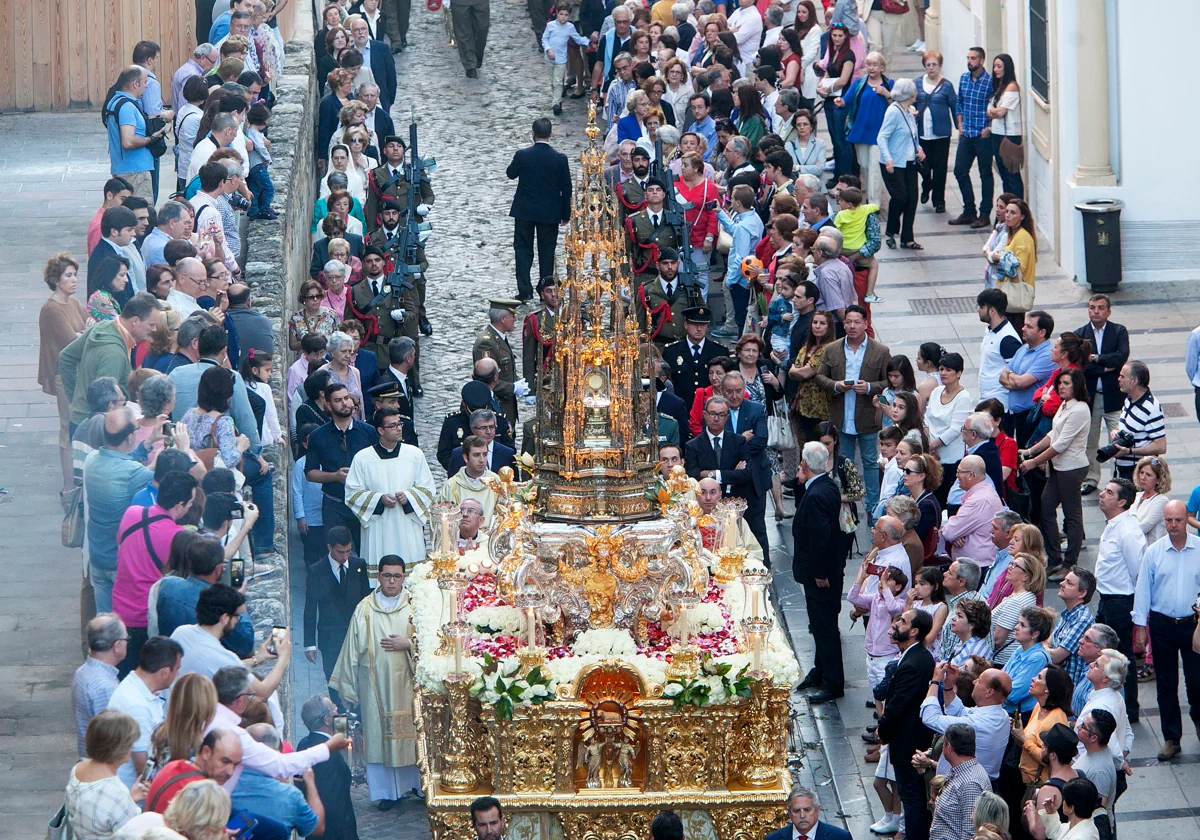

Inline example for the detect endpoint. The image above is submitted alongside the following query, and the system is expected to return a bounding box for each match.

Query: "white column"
[1073,3,1116,185]
[925,0,940,53]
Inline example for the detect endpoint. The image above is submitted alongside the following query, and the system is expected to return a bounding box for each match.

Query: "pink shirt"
[848,580,905,656]
[113,505,183,628]
[941,482,1003,567]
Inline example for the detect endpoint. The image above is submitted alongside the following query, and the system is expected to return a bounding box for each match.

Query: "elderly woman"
[142,308,183,372]
[343,125,379,178]
[312,171,367,233]
[876,77,924,250]
[642,76,677,128]
[661,58,693,126]
[786,108,827,180]
[183,366,251,470]
[115,778,232,840]
[67,711,146,840]
[914,50,956,214]
[318,260,350,318]
[134,374,177,446]
[39,253,87,495]
[991,552,1045,666]
[319,331,365,420]
[315,189,365,241]
[617,89,652,144]
[329,101,376,155]
[290,279,341,351]
[326,236,363,285]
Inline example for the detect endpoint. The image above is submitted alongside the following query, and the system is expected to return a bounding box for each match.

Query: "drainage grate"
[1162,402,1188,419]
[908,296,979,316]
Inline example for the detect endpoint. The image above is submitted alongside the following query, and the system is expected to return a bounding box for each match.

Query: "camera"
[1095,430,1136,464]
[230,502,245,520]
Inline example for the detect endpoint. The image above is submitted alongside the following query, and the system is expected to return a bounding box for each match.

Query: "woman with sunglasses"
[901,451,942,557]
[289,279,340,351]
[990,552,1045,666]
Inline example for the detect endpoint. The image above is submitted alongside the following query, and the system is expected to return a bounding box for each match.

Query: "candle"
[449,589,459,623]
[722,511,737,551]
[750,588,761,620]
[526,608,537,648]
[751,633,762,673]
[454,634,464,673]
[441,514,455,555]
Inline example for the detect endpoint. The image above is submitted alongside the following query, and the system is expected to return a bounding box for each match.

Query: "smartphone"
[228,811,260,840]
[863,562,885,577]
[229,559,245,589]
[843,379,856,386]
[267,625,286,656]
[703,199,717,210]
[876,394,891,407]
[333,714,347,736]
[137,756,158,785]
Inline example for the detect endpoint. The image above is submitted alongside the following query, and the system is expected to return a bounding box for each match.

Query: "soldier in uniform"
[625,179,679,287]
[522,276,560,384]
[348,246,423,392]
[613,146,649,223]
[365,136,435,335]
[472,299,522,426]
[636,247,704,349]
[662,306,730,411]
[437,381,515,472]
[451,0,490,78]
[366,380,417,446]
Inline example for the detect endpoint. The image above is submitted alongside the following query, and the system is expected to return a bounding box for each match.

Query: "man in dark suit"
[814,304,892,519]
[722,372,771,561]
[782,280,820,403]
[349,19,397,110]
[950,412,1005,506]
[685,395,753,505]
[310,232,364,279]
[437,382,515,471]
[765,788,852,840]
[304,525,372,708]
[90,206,139,303]
[507,119,572,302]
[297,695,359,839]
[877,609,936,840]
[792,441,847,703]
[664,306,730,413]
[1075,293,1129,494]
[654,363,691,446]
[447,408,516,476]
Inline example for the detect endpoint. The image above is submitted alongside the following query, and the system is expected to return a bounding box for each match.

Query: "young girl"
[876,356,917,427]
[86,256,131,325]
[240,350,284,446]
[909,567,948,651]
[765,273,796,358]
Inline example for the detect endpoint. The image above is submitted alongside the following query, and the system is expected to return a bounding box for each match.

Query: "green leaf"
[527,665,544,683]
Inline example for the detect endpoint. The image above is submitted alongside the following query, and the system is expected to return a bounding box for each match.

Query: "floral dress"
[182,408,242,468]
[289,307,340,345]
[793,344,831,426]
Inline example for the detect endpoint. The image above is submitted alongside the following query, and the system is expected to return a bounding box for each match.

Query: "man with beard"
[626,180,680,288]
[638,248,705,349]
[306,383,379,551]
[615,145,650,222]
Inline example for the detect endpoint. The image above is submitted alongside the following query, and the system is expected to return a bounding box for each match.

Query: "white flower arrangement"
[414,653,485,694]
[571,628,638,658]
[467,605,524,635]
[471,655,553,719]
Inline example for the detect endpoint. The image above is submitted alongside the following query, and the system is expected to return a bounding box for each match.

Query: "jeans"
[692,250,710,301]
[918,135,950,208]
[242,454,277,553]
[880,162,917,241]
[728,282,751,335]
[990,133,1024,198]
[824,98,855,179]
[840,430,880,517]
[90,563,117,614]
[246,163,276,217]
[513,218,558,300]
[1042,464,1087,568]
[1147,611,1200,744]
[953,134,994,218]
[1096,594,1140,719]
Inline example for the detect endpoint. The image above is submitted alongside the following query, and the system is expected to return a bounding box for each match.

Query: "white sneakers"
[908,40,926,52]
[870,814,902,835]
[864,292,884,303]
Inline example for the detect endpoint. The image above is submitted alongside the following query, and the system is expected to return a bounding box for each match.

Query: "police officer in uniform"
[662,306,729,411]
[472,299,522,426]
[437,381,515,471]
[636,247,704,350]
[366,380,417,446]
[365,136,435,335]
[625,178,679,287]
[522,276,560,384]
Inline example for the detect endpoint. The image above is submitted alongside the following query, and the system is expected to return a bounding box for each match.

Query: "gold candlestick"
[439,673,480,793]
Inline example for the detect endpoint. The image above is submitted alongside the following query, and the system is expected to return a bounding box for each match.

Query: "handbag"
[881,0,909,12]
[716,228,733,254]
[47,804,73,840]
[1022,403,1053,449]
[998,137,1025,172]
[995,266,1035,312]
[194,430,224,471]
[61,486,84,548]
[768,399,794,450]
[1007,473,1031,521]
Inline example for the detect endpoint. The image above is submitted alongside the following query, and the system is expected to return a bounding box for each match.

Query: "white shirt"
[1095,511,1146,597]
[1077,686,1133,765]
[106,672,167,787]
[172,623,241,678]
[1092,323,1107,392]
[978,319,1020,408]
[920,696,1011,779]
[207,703,331,790]
[840,338,869,436]
[388,365,410,400]
[166,288,201,317]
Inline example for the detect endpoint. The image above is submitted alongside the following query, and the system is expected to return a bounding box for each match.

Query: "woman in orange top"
[1011,665,1073,784]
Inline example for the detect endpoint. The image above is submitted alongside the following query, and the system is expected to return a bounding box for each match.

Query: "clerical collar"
[375,442,400,459]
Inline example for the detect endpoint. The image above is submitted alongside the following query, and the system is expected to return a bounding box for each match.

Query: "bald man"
[919,662,1013,780]
[940,454,1003,565]
[697,477,764,566]
[168,256,207,316]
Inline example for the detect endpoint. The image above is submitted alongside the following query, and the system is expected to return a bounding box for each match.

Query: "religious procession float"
[409,106,802,840]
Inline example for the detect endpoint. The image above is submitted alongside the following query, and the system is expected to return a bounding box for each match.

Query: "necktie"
[651,213,660,227]
[712,434,722,465]
[665,281,674,299]
[338,564,345,585]
[692,344,701,362]
[372,279,380,296]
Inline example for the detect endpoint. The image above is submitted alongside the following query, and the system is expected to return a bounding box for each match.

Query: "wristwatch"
[928,680,942,687]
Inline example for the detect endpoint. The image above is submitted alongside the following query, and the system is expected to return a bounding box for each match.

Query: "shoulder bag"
[995,252,1035,312]
[998,136,1025,172]
[767,399,794,451]
[47,803,73,840]
[61,486,85,548]
[881,0,910,12]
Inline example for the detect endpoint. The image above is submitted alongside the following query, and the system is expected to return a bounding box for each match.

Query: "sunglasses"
[303,294,322,300]
[901,467,922,475]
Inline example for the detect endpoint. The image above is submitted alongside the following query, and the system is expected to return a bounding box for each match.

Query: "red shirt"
[995,430,1018,491]
[145,759,206,813]
[678,178,719,247]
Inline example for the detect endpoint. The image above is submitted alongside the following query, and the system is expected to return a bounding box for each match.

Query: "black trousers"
[513,218,558,300]
[1148,611,1200,743]
[301,525,327,566]
[743,492,769,569]
[918,136,951,208]
[879,162,918,242]
[891,750,930,840]
[321,496,362,554]
[1096,593,1140,719]
[803,579,844,691]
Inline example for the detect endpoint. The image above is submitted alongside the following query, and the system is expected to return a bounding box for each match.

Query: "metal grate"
[908,297,979,316]
[1162,402,1188,419]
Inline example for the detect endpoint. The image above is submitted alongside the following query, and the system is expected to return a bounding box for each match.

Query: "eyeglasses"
[303,294,321,301]
[901,467,921,475]
[379,573,404,582]
[379,423,402,431]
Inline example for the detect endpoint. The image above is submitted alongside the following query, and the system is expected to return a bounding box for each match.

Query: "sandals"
[1138,664,1155,683]
[900,241,924,250]
[885,236,897,249]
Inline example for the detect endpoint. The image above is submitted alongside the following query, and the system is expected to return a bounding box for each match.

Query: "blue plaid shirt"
[956,69,992,138]
[1052,603,1095,685]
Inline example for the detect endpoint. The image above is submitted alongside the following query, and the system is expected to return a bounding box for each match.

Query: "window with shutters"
[1030,0,1050,102]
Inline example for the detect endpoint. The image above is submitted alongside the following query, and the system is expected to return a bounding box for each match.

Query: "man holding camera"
[1103,361,1166,481]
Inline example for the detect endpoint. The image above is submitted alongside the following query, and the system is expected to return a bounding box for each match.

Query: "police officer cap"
[462,381,492,409]
[657,247,680,262]
[383,199,403,213]
[682,306,712,324]
[644,177,667,192]
[368,381,403,400]
[382,135,406,148]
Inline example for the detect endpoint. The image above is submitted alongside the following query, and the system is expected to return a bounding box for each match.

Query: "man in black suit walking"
[507,118,572,302]
[304,526,372,707]
[877,609,936,840]
[1075,293,1129,494]
[684,395,753,499]
[349,19,397,110]
[663,306,730,413]
[792,440,847,703]
[297,694,359,840]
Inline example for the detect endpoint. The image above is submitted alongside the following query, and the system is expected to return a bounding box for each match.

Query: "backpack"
[103,90,168,159]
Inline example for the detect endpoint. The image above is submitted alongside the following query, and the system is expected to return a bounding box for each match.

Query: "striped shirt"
[955,69,992,138]
[72,658,120,757]
[1115,390,1165,468]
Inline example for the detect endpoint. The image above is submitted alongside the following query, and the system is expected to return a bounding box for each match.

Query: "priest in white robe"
[437,434,499,525]
[328,554,420,807]
[696,477,765,565]
[345,407,436,586]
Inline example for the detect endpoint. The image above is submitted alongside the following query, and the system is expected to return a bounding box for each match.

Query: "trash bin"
[1075,199,1124,292]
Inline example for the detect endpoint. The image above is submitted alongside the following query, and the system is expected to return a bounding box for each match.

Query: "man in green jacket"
[60,293,161,427]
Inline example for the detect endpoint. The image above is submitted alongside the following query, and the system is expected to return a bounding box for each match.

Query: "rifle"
[652,139,698,293]
[384,107,436,296]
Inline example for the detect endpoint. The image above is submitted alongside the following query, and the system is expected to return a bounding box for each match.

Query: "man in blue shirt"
[134,40,173,203]
[687,93,719,162]
[232,725,323,836]
[999,310,1058,444]
[210,0,255,45]
[949,47,995,229]
[156,537,254,657]
[306,383,379,553]
[105,66,161,202]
